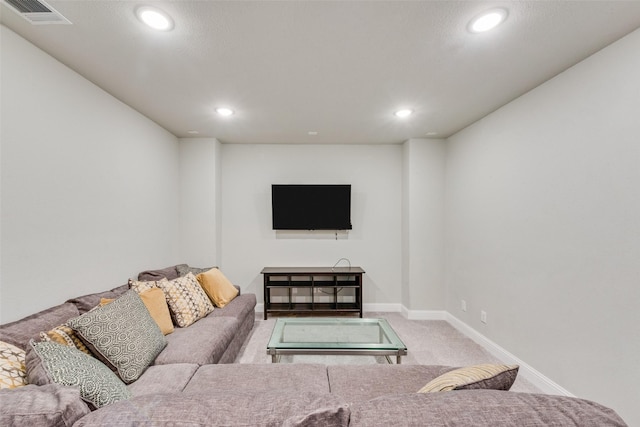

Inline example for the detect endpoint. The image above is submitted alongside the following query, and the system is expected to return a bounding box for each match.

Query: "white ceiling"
[2,1,640,144]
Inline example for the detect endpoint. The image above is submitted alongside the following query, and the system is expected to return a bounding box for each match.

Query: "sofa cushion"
[418,364,519,392]
[74,391,349,427]
[208,293,256,321]
[0,340,27,389]
[0,303,80,350]
[128,364,199,396]
[158,273,214,328]
[196,268,239,308]
[137,264,185,282]
[26,341,131,409]
[0,384,90,427]
[184,363,330,395]
[328,365,457,404]
[348,390,627,427]
[153,316,238,365]
[65,284,129,314]
[66,290,166,384]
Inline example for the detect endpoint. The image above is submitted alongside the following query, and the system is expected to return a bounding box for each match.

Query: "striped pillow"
[418,364,519,392]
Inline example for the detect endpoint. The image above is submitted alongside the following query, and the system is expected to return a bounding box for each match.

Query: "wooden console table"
[261,267,365,319]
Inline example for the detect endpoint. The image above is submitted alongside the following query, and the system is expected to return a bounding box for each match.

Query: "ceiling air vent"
[2,0,71,24]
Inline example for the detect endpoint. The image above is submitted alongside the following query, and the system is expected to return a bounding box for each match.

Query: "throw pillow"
[0,340,27,389]
[39,325,92,355]
[138,288,174,335]
[158,273,214,327]
[128,277,168,294]
[105,289,174,335]
[66,290,167,384]
[176,264,216,277]
[26,340,131,409]
[196,268,239,308]
[418,364,519,393]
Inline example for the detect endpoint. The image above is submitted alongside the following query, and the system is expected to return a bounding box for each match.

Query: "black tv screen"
[272,184,352,230]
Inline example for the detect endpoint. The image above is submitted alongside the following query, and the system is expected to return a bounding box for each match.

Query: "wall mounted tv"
[271,184,352,230]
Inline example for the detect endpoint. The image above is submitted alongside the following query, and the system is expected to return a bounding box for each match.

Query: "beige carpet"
[235,312,540,393]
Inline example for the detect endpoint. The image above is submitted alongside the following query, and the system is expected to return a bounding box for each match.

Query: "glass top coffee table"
[267,318,407,364]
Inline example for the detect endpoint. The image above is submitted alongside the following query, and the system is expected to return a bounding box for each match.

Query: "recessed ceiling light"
[136,6,174,31]
[308,131,318,136]
[187,130,199,135]
[395,109,413,118]
[468,8,508,33]
[216,108,234,116]
[426,132,438,136]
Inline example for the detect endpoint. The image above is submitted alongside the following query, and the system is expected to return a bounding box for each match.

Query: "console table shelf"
[261,267,365,319]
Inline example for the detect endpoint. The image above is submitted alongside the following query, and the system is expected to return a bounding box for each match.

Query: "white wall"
[0,26,180,322]
[402,138,446,312]
[445,28,640,425]
[178,138,222,267]
[220,144,403,307]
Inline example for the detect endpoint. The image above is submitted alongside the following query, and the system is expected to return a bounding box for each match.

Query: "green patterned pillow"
[67,290,167,384]
[417,364,519,392]
[158,273,214,327]
[26,340,131,408]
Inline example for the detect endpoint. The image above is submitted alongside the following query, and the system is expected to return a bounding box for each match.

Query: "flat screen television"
[272,184,352,230]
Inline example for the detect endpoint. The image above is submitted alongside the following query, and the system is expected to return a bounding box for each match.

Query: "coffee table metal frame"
[267,317,407,364]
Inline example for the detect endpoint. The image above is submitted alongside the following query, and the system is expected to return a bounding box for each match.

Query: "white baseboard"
[401,306,448,320]
[363,303,402,313]
[445,313,574,397]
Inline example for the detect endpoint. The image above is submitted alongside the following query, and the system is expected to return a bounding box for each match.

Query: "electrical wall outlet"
[480,310,487,324]
[461,300,467,312]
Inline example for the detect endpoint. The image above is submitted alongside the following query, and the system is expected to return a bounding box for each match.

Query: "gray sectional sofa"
[0,265,628,426]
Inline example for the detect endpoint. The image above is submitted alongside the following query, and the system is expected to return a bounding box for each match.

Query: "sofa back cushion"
[65,284,129,314]
[0,303,80,350]
[137,264,184,282]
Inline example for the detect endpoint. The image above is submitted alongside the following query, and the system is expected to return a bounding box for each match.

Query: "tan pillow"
[418,364,519,393]
[138,288,174,335]
[0,341,27,389]
[158,273,214,327]
[103,292,173,335]
[196,268,239,308]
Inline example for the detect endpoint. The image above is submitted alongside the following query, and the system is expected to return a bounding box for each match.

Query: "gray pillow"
[67,290,166,384]
[26,341,131,409]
